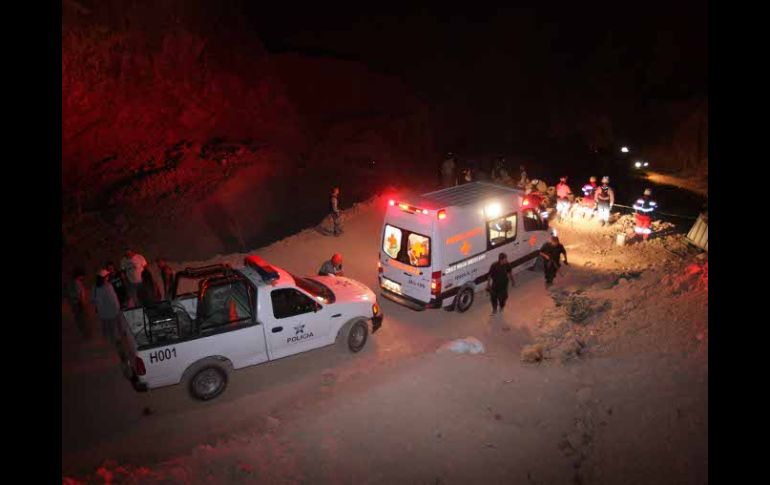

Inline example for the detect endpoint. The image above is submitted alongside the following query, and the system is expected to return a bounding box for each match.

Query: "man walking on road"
[540,236,568,287]
[486,253,514,315]
[329,187,342,237]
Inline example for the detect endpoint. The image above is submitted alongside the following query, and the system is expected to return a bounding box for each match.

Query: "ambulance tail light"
[135,356,146,376]
[437,209,447,220]
[430,271,442,296]
[523,198,530,206]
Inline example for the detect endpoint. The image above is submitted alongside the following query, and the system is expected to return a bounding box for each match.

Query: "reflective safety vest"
[633,196,657,214]
[582,182,597,197]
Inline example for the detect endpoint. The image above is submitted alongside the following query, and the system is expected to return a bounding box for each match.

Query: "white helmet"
[644,188,652,196]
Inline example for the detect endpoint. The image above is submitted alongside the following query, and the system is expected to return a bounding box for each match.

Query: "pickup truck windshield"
[290,274,336,304]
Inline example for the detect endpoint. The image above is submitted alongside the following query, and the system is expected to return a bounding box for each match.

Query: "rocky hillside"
[62,0,436,275]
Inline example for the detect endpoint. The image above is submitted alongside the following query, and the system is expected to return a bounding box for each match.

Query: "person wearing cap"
[594,176,615,226]
[318,253,344,276]
[633,188,658,241]
[91,269,121,344]
[539,236,568,287]
[555,176,573,222]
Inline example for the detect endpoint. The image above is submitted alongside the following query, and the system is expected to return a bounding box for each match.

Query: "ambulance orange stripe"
[446,227,483,245]
[387,259,422,275]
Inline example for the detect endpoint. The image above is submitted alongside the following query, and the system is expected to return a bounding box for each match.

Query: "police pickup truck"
[117,256,383,400]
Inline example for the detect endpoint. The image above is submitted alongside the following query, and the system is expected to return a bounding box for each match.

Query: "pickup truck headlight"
[372,303,380,316]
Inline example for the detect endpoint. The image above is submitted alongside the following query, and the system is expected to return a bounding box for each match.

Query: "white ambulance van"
[378,182,551,312]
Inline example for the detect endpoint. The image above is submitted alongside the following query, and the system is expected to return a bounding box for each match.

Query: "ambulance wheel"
[343,319,368,353]
[455,287,474,313]
[189,365,228,401]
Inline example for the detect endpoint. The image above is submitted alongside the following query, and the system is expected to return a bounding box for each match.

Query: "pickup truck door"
[195,277,268,368]
[261,287,328,360]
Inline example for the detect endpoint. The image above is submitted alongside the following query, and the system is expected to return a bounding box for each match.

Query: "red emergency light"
[522,198,530,206]
[437,209,447,220]
[388,199,395,206]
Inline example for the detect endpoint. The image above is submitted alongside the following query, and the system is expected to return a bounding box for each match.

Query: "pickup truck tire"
[455,287,475,313]
[188,364,229,401]
[339,318,368,353]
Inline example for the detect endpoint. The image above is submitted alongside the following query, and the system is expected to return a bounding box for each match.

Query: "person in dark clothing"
[105,261,128,309]
[540,236,568,287]
[157,258,175,300]
[486,253,514,315]
[68,267,93,340]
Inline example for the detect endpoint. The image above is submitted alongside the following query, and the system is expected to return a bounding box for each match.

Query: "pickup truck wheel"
[189,365,228,401]
[346,319,368,353]
[455,287,474,313]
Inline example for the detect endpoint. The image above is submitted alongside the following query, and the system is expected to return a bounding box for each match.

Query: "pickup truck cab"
[117,255,383,400]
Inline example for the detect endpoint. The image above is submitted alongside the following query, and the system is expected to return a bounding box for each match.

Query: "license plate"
[381,278,402,295]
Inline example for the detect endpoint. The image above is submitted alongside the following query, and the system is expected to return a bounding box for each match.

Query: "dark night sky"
[245,3,707,156]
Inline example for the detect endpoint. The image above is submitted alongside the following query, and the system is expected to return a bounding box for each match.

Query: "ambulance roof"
[417,182,523,208]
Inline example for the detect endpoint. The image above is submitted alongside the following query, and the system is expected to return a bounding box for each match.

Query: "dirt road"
[62,196,707,484]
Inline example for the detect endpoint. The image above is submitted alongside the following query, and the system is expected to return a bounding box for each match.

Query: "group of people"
[68,249,176,344]
[485,234,569,314]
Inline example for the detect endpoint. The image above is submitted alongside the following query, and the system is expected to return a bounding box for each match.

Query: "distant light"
[621,146,629,153]
[635,161,642,168]
[644,162,649,167]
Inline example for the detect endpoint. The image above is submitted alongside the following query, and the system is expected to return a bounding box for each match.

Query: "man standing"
[555,176,573,222]
[540,236,568,287]
[594,176,615,226]
[105,261,128,309]
[329,187,342,237]
[68,267,92,340]
[580,176,598,219]
[486,253,514,315]
[633,188,658,241]
[121,248,148,307]
[441,152,456,188]
[92,269,121,344]
[318,253,344,276]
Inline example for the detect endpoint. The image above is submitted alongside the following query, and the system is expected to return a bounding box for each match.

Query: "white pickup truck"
[116,256,383,400]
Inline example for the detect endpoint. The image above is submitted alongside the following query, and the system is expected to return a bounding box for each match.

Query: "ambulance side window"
[487,213,517,249]
[523,209,546,231]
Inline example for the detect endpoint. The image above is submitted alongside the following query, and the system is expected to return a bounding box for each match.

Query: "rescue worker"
[555,176,572,222]
[329,187,342,236]
[318,253,344,276]
[527,181,549,219]
[486,252,514,315]
[441,152,456,188]
[594,176,615,226]
[539,236,568,287]
[580,176,598,219]
[633,188,658,241]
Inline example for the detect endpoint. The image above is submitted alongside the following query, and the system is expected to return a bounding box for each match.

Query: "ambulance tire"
[338,318,369,353]
[187,361,230,401]
[455,287,475,313]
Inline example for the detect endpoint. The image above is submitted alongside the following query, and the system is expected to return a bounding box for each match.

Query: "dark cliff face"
[62,0,437,271]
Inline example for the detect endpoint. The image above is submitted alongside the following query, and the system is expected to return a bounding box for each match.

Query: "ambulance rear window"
[383,224,431,267]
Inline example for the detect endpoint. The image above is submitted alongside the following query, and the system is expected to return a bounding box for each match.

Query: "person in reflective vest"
[594,176,615,226]
[580,176,598,218]
[633,188,657,241]
[555,176,572,221]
